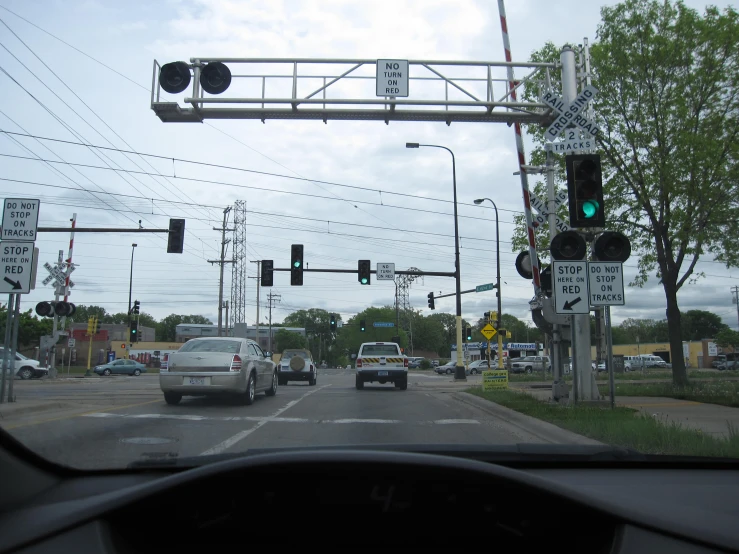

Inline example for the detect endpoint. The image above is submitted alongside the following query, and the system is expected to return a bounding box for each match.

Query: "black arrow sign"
[563,297,582,310]
[3,276,22,290]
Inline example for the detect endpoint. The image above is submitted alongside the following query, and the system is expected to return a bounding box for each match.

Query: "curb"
[0,402,73,419]
[451,391,603,446]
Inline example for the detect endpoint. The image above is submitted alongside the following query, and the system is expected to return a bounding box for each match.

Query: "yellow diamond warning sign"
[480,324,497,340]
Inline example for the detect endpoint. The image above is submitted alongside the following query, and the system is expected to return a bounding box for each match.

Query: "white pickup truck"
[355,342,408,390]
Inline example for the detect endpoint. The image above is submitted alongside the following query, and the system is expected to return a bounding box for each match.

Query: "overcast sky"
[0,0,736,331]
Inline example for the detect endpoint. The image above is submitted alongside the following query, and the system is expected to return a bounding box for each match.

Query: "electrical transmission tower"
[395,268,422,352]
[230,200,247,329]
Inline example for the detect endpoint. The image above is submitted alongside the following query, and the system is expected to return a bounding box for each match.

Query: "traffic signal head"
[465,327,472,341]
[35,301,53,318]
[358,260,371,285]
[167,218,186,254]
[291,244,304,286]
[199,62,232,95]
[540,266,553,297]
[87,317,94,334]
[514,251,542,280]
[133,300,140,315]
[93,317,100,334]
[129,321,138,342]
[427,292,435,310]
[360,319,366,332]
[593,231,631,262]
[329,313,337,332]
[159,61,191,94]
[566,154,605,228]
[261,260,274,287]
[550,230,587,261]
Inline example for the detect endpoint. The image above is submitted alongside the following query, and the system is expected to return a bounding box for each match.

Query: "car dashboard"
[0,447,737,553]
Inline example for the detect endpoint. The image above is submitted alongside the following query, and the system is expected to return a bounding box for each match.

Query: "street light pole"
[474,198,503,369]
[128,243,137,316]
[407,142,465,380]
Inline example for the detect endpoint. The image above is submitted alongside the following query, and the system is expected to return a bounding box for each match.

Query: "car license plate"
[187,377,206,386]
[378,371,388,376]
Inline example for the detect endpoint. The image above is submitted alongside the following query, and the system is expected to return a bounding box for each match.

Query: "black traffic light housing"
[159,61,191,94]
[199,62,232,95]
[550,230,587,261]
[540,266,553,297]
[514,251,542,280]
[358,260,371,285]
[35,301,53,318]
[130,321,138,342]
[566,153,605,228]
[427,292,435,310]
[360,319,366,332]
[261,260,274,287]
[167,218,185,254]
[329,313,337,332]
[291,244,304,286]
[132,300,140,315]
[465,326,472,341]
[593,231,632,263]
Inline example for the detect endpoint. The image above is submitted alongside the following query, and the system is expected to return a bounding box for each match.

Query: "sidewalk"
[517,386,739,439]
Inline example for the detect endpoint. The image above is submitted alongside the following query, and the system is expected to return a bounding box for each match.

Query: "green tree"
[0,305,54,347]
[514,0,739,386]
[67,305,107,325]
[156,314,213,342]
[335,307,407,359]
[282,308,333,359]
[681,310,728,341]
[715,328,739,354]
[407,311,444,354]
[274,328,307,352]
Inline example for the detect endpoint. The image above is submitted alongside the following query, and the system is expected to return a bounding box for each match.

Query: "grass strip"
[468,388,739,458]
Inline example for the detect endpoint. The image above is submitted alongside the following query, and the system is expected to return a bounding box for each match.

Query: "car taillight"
[230,355,242,371]
[356,359,362,368]
[161,354,168,371]
[404,358,408,367]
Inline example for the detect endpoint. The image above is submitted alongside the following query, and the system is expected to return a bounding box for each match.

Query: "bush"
[419,359,431,370]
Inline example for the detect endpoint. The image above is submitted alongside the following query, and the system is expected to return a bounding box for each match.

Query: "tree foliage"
[513,0,739,385]
[274,328,307,352]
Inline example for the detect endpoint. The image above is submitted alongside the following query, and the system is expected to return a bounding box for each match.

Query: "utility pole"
[223,301,229,336]
[249,260,261,347]
[267,292,281,353]
[732,286,739,330]
[208,207,234,336]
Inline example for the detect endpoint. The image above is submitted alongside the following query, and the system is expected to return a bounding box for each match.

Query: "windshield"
[178,340,242,354]
[360,345,401,356]
[2,0,738,471]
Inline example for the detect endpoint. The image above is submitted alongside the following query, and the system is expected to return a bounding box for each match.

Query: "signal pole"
[249,261,261,347]
[208,207,234,336]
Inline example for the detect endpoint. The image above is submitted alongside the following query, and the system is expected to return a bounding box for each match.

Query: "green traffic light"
[293,260,301,268]
[361,277,368,284]
[582,200,599,218]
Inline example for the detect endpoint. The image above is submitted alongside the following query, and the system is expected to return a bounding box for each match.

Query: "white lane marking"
[82,412,481,426]
[329,418,401,424]
[200,385,330,456]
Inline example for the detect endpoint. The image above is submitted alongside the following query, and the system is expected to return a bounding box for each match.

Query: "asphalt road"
[1,369,589,469]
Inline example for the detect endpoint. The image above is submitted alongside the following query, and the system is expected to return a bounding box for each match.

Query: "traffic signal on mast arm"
[566,154,605,228]
[427,292,435,310]
[360,319,366,332]
[132,300,140,315]
[130,320,138,342]
[329,313,337,332]
[261,260,274,287]
[358,260,371,285]
[465,326,472,341]
[291,244,304,286]
[167,218,185,254]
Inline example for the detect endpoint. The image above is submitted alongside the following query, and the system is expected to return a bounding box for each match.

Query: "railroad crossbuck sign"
[528,191,570,233]
[541,86,600,142]
[376,59,409,97]
[588,262,625,306]
[552,260,589,314]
